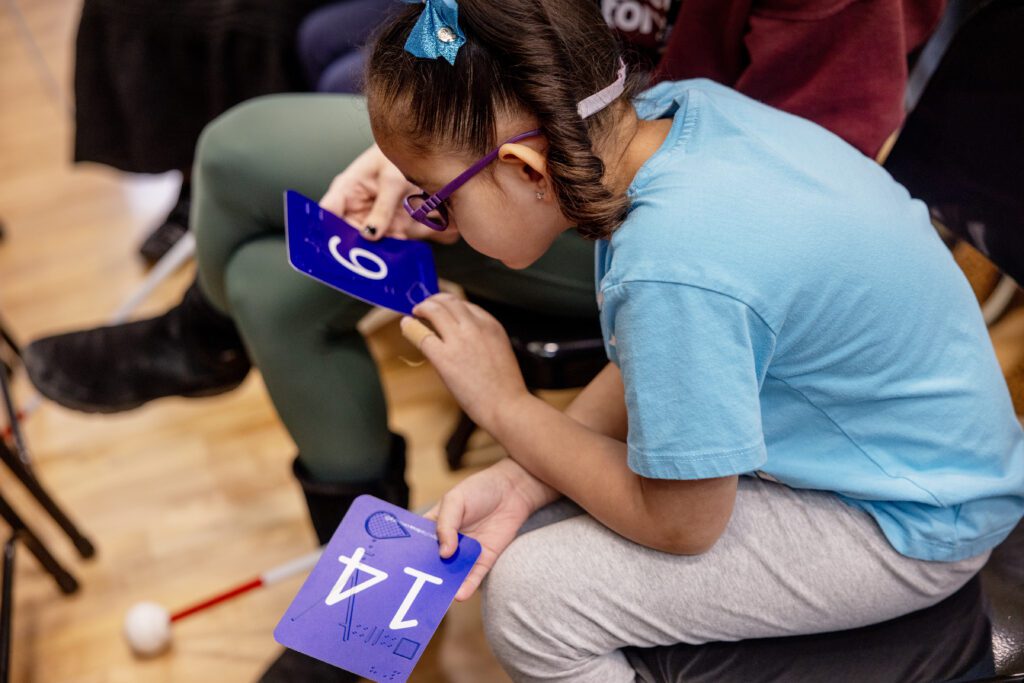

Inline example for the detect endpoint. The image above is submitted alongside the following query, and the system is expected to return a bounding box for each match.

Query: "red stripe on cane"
[170,578,264,622]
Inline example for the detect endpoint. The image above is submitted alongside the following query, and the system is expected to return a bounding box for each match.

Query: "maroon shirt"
[602,0,679,67]
[605,0,946,158]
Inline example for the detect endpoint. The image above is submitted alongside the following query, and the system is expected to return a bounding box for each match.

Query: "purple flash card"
[274,495,481,682]
[284,190,440,315]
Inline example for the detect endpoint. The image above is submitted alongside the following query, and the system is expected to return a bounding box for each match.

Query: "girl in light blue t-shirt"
[361,0,1024,679]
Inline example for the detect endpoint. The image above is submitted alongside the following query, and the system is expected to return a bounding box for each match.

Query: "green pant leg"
[223,238,391,481]
[193,93,375,312]
[193,94,391,482]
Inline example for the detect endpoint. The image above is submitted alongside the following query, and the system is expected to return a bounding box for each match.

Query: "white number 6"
[329,236,388,281]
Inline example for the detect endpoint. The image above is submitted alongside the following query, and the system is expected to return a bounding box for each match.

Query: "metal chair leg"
[108,231,195,324]
[0,369,95,559]
[0,320,17,389]
[0,441,95,559]
[1,533,17,683]
[0,495,77,595]
[0,321,17,360]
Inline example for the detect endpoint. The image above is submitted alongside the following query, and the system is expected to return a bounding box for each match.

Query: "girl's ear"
[497,142,549,185]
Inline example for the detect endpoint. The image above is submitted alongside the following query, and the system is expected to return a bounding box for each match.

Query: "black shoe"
[293,433,410,545]
[23,281,250,413]
[258,648,360,682]
[258,435,409,682]
[139,182,190,265]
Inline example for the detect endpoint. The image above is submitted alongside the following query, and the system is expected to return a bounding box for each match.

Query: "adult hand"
[319,144,461,244]
[401,293,529,432]
[425,458,557,601]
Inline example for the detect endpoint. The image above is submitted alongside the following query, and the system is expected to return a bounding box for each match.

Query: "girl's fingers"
[400,317,439,352]
[464,301,500,327]
[427,293,477,327]
[455,556,494,602]
[411,296,461,339]
[422,502,441,521]
[434,493,466,559]
[319,179,350,217]
[361,188,401,242]
[320,145,380,215]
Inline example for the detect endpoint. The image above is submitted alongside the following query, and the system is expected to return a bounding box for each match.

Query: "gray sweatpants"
[481,476,989,682]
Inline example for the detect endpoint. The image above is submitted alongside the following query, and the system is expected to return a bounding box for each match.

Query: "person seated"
[297,0,403,94]
[363,1,1022,679]
[72,0,344,264]
[23,3,946,678]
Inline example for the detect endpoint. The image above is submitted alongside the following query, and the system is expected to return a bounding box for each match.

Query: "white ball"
[123,602,172,657]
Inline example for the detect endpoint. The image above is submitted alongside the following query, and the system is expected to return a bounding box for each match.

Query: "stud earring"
[536,191,546,200]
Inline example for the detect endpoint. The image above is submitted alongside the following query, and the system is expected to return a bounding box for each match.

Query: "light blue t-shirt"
[597,79,1024,562]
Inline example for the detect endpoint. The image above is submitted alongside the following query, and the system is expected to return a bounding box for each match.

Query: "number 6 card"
[274,495,481,682]
[284,190,440,315]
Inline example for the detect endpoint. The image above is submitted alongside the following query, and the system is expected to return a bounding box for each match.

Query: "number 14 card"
[274,495,481,682]
[284,190,440,315]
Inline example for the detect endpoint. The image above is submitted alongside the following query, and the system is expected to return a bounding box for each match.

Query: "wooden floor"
[3,2,1023,683]
[0,1,515,680]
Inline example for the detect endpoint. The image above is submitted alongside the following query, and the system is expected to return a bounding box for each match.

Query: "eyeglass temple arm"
[433,129,542,203]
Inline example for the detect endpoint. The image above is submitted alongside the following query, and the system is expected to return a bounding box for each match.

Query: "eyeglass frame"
[402,129,542,231]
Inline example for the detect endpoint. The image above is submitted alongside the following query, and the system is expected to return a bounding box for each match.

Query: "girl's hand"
[425,458,557,601]
[319,144,460,244]
[402,294,529,432]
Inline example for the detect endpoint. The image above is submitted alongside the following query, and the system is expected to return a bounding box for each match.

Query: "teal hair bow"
[401,0,466,65]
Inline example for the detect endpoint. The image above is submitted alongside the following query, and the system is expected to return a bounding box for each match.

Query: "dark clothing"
[603,0,682,68]
[298,0,402,93]
[654,0,947,157]
[884,0,1024,283]
[299,0,942,158]
[73,0,332,173]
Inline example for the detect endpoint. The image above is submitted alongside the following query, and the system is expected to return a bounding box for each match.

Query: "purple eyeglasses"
[403,129,542,231]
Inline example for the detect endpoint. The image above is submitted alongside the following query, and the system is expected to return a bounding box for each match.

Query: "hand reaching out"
[320,144,460,244]
[425,458,558,601]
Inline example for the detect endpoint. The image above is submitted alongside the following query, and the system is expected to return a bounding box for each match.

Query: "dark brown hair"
[366,0,647,240]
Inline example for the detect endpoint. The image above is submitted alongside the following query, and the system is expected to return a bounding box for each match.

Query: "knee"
[223,237,363,346]
[223,239,304,336]
[482,534,576,678]
[193,96,289,194]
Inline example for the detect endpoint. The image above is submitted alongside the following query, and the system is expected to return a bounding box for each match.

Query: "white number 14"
[325,546,443,631]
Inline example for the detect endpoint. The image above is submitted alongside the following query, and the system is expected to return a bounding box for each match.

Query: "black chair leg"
[0,442,95,559]
[445,410,477,471]
[1,533,16,683]
[0,320,17,386]
[0,321,17,360]
[0,371,95,559]
[0,495,77,595]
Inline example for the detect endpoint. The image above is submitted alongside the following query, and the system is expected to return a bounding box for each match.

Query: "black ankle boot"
[258,435,409,682]
[293,434,411,544]
[23,280,250,413]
